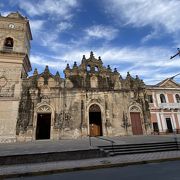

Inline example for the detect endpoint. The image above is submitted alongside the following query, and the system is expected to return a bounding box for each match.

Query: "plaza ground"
[1,135,180,178]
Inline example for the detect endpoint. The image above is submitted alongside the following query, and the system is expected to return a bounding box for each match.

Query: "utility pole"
[170,48,180,59]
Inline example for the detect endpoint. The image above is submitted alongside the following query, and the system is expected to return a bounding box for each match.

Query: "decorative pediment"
[157,78,180,88]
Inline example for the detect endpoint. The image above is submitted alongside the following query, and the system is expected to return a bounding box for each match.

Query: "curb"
[1,157,180,179]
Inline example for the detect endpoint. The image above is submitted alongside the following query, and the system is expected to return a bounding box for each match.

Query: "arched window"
[95,66,98,72]
[160,94,166,103]
[4,37,14,50]
[175,94,180,103]
[87,65,91,71]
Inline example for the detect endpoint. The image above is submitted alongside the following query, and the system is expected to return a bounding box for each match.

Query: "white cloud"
[18,0,78,19]
[30,54,67,69]
[39,32,71,52]
[30,20,45,33]
[105,0,180,33]
[141,24,162,43]
[57,22,73,32]
[85,25,118,40]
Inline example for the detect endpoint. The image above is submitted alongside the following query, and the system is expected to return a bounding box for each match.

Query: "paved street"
[8,160,180,180]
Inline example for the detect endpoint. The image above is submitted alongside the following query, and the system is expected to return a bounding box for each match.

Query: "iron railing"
[89,135,115,154]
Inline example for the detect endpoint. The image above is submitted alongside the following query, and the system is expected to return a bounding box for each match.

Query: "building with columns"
[0,12,151,143]
[146,78,180,134]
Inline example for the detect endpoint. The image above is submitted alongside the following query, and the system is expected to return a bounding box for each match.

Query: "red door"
[130,112,143,135]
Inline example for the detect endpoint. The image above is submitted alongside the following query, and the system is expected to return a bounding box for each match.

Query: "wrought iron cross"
[170,48,180,59]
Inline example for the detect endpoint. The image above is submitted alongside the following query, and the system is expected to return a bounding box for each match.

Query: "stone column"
[81,94,87,137]
[105,94,112,135]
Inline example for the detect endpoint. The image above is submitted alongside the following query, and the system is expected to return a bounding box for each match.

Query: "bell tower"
[0,12,32,143]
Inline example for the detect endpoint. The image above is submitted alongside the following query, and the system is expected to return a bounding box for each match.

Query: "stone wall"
[0,62,22,143]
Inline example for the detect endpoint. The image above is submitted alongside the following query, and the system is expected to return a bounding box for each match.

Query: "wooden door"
[90,123,101,137]
[130,112,143,135]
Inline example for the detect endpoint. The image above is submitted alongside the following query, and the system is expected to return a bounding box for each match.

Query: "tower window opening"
[95,66,98,72]
[4,37,14,51]
[87,65,91,71]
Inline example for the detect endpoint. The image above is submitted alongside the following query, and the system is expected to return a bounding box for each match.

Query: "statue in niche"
[90,75,98,88]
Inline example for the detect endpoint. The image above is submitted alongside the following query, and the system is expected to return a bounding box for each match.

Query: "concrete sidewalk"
[1,150,180,178]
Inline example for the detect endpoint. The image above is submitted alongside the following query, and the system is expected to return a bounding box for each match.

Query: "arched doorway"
[89,104,102,136]
[35,105,52,140]
[36,113,51,140]
[130,106,143,135]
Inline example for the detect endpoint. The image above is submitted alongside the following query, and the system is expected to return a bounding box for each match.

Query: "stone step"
[99,141,177,149]
[105,145,177,152]
[109,147,178,156]
[98,141,179,156]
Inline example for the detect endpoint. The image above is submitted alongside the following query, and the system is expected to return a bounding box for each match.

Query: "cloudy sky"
[1,0,180,84]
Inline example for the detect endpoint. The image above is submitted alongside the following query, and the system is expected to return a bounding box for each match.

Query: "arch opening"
[87,65,91,71]
[95,66,98,72]
[4,37,14,51]
[89,104,102,137]
[36,113,51,140]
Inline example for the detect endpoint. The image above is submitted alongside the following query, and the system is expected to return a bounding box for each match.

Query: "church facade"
[0,12,151,143]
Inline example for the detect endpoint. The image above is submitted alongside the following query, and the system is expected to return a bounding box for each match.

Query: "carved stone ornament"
[37,105,52,113]
[89,104,101,112]
[130,106,140,112]
[0,77,7,87]
[54,111,72,129]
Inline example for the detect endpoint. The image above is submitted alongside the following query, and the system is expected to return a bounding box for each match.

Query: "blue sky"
[1,0,180,84]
